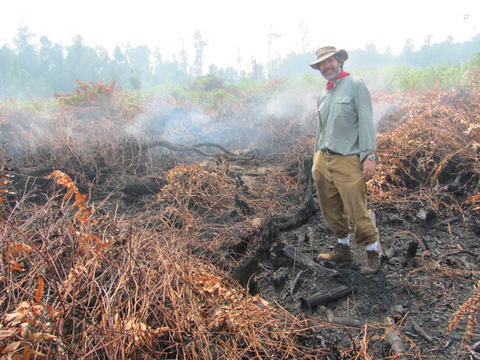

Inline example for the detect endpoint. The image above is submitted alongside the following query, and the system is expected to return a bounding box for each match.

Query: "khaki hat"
[309,46,348,70]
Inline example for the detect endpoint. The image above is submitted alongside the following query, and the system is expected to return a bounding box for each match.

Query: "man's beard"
[321,65,341,81]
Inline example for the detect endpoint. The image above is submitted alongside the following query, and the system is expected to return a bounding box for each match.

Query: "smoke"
[123,83,319,157]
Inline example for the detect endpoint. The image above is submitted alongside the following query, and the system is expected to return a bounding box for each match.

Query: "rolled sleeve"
[355,79,376,161]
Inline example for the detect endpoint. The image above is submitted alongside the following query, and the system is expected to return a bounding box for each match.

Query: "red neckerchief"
[326,70,350,90]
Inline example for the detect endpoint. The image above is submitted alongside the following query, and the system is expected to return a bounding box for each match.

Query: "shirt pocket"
[334,96,355,120]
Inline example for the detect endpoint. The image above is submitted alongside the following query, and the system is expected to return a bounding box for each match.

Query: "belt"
[323,149,341,156]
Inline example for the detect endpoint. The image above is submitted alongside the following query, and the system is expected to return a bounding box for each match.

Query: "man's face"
[319,56,341,81]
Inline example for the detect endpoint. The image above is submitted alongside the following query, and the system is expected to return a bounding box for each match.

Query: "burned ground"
[1,85,480,359]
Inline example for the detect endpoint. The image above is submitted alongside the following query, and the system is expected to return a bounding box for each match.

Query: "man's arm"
[312,96,324,180]
[355,78,376,163]
[354,78,377,180]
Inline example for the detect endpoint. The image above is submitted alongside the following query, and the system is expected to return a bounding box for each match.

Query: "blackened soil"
[254,192,480,359]
[9,154,480,360]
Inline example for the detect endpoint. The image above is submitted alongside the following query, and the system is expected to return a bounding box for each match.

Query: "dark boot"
[317,243,353,262]
[360,251,381,275]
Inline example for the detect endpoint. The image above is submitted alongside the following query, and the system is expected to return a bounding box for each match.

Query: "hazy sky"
[1,0,479,70]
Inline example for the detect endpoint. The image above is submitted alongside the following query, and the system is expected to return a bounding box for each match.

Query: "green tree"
[36,36,65,93]
[0,44,16,95]
[178,37,189,77]
[401,38,415,65]
[192,29,208,77]
[152,47,185,84]
[64,35,103,90]
[38,36,53,75]
[109,45,130,86]
[266,25,282,78]
[13,26,38,78]
[50,43,66,92]
[127,45,152,88]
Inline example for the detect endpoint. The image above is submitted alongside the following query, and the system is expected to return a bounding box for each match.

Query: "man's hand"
[363,157,376,181]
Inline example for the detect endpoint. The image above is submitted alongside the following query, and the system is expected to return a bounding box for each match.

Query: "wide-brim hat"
[310,46,348,70]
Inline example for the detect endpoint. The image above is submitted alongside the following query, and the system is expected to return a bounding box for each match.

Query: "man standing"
[310,46,380,275]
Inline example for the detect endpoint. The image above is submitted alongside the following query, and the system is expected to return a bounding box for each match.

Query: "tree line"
[1,26,479,99]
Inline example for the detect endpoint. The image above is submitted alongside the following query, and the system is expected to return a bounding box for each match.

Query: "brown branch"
[142,140,258,161]
[0,218,66,309]
[274,245,337,276]
[410,318,433,342]
[306,285,353,307]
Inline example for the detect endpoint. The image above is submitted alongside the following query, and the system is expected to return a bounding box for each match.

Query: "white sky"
[1,0,479,70]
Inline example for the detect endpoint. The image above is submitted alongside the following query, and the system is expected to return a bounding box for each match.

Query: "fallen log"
[142,140,258,162]
[277,157,316,231]
[231,216,279,288]
[230,256,259,288]
[306,285,353,307]
[325,310,365,328]
[277,205,316,231]
[274,245,337,276]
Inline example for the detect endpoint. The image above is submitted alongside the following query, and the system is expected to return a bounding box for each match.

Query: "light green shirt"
[314,75,376,162]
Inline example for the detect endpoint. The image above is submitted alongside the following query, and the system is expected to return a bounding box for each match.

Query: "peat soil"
[259,204,480,359]
[196,151,480,359]
[245,162,480,360]
[9,150,480,360]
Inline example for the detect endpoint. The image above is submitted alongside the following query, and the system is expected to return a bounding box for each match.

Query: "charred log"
[230,256,259,290]
[325,309,365,328]
[401,241,419,267]
[277,204,316,231]
[121,177,167,202]
[305,285,353,307]
[142,140,258,162]
[277,160,316,231]
[303,158,314,210]
[273,244,337,276]
[230,216,279,289]
[258,216,279,259]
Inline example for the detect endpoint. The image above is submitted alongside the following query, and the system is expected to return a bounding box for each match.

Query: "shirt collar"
[326,70,350,90]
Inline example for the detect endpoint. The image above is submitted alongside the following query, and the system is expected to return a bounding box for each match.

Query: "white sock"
[337,235,350,245]
[366,242,378,251]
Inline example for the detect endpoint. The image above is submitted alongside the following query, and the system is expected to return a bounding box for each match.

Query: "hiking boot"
[317,244,353,262]
[360,251,381,275]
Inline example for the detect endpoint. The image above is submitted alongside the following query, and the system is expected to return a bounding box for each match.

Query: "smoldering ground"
[1,79,480,359]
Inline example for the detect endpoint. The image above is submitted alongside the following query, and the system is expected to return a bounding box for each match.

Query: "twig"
[290,270,304,295]
[0,217,66,309]
[439,249,480,261]
[282,270,305,301]
[410,318,433,342]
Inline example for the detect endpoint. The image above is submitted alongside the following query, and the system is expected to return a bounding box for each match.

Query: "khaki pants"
[313,151,378,246]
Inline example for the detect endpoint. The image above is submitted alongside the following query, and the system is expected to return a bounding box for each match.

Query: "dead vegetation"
[0,77,480,359]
